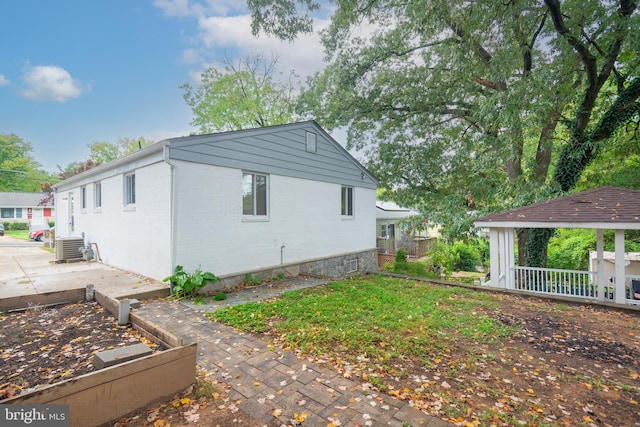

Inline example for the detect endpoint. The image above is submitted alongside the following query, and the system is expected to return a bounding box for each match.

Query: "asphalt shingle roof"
[0,192,53,207]
[474,186,640,229]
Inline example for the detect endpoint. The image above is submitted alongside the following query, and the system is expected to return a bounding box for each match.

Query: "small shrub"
[163,265,219,299]
[393,249,408,273]
[213,292,227,301]
[451,241,481,272]
[244,273,262,286]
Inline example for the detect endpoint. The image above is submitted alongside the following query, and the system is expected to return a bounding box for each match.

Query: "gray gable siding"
[168,121,377,190]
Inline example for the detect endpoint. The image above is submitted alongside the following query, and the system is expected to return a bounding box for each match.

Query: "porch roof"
[474,186,640,230]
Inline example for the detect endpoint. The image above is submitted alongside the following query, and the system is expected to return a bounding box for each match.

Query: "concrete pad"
[0,240,168,301]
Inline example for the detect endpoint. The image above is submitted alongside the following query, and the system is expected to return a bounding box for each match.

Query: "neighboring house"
[376,201,418,241]
[53,121,379,283]
[375,201,435,259]
[0,192,54,225]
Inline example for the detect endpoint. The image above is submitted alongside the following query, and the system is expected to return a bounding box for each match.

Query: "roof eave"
[474,220,640,230]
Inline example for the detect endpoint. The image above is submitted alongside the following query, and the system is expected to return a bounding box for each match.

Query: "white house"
[0,192,54,225]
[53,121,379,283]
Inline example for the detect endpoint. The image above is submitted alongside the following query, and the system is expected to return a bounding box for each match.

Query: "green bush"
[3,222,29,230]
[451,241,481,272]
[163,265,220,299]
[244,273,262,286]
[393,249,408,272]
[547,229,595,270]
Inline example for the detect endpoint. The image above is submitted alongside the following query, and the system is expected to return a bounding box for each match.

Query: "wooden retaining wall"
[4,343,197,427]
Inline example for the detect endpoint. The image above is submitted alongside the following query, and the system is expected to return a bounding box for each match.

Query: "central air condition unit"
[55,237,85,262]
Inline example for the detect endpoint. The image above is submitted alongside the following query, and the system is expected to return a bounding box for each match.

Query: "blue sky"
[0,0,330,173]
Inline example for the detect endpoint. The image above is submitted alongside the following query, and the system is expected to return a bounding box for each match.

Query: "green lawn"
[5,230,30,240]
[207,275,640,426]
[210,274,512,367]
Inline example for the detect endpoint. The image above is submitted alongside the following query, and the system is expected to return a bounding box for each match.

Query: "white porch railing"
[514,266,600,299]
[514,267,640,304]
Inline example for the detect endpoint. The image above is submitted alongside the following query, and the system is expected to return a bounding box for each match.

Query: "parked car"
[0,223,4,236]
[29,224,50,242]
[29,229,45,241]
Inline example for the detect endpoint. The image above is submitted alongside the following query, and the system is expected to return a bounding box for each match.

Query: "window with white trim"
[124,173,136,206]
[306,131,317,153]
[242,172,268,216]
[80,186,87,210]
[341,186,354,217]
[94,182,102,208]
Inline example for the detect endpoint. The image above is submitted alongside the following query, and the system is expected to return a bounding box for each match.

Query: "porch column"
[489,228,501,288]
[614,229,626,304]
[505,228,516,289]
[596,229,605,302]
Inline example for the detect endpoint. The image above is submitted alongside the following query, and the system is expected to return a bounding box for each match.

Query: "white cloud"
[196,14,328,79]
[0,74,9,86]
[153,0,191,17]
[20,65,88,102]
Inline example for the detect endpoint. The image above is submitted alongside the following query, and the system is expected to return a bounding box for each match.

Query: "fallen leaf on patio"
[294,412,308,422]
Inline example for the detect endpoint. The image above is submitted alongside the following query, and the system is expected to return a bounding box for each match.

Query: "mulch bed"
[0,300,163,400]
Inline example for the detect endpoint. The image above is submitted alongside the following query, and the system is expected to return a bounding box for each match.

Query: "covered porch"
[475,187,640,305]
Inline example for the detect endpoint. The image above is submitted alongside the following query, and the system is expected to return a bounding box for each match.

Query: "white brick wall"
[55,161,173,280]
[173,161,376,277]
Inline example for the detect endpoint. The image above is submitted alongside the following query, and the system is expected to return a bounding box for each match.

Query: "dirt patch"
[357,294,640,426]
[0,301,163,400]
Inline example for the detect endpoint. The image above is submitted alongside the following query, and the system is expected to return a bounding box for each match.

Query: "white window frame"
[306,131,317,153]
[341,186,354,217]
[124,172,136,208]
[80,186,87,210]
[242,172,269,219]
[94,182,102,210]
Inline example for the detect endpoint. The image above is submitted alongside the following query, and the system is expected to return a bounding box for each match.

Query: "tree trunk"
[525,228,555,268]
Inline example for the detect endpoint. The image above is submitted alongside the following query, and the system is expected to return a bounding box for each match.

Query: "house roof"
[54,121,378,191]
[376,201,419,220]
[0,192,53,207]
[474,186,640,230]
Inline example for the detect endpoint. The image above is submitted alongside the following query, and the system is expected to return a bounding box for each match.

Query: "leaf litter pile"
[210,275,640,426]
[0,301,162,400]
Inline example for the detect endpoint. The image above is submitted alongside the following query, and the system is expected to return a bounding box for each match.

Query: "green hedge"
[2,222,29,230]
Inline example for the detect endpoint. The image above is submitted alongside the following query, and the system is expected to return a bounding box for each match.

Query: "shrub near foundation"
[163,265,219,299]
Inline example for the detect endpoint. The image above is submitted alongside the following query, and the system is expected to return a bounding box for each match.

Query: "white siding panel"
[173,161,376,276]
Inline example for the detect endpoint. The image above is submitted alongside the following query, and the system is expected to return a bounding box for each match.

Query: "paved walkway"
[133,279,450,427]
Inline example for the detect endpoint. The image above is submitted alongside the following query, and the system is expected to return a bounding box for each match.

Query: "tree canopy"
[87,137,154,164]
[0,133,53,192]
[181,54,298,133]
[249,0,640,265]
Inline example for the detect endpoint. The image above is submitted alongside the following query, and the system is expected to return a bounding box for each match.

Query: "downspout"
[163,144,178,276]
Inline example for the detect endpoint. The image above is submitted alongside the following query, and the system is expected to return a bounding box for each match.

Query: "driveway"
[0,235,167,300]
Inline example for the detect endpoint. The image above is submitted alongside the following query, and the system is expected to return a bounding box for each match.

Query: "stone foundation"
[202,248,378,293]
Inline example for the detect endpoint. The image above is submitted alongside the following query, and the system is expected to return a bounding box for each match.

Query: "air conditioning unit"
[55,237,85,262]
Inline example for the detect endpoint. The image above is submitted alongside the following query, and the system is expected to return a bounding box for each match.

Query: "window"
[1,208,14,219]
[124,173,136,206]
[306,132,317,153]
[94,182,102,208]
[15,208,22,219]
[242,172,268,216]
[81,186,87,209]
[341,186,353,216]
[345,258,358,274]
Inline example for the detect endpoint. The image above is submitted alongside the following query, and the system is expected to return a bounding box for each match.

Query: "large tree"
[0,133,52,192]
[87,137,154,164]
[249,0,640,266]
[181,54,298,133]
